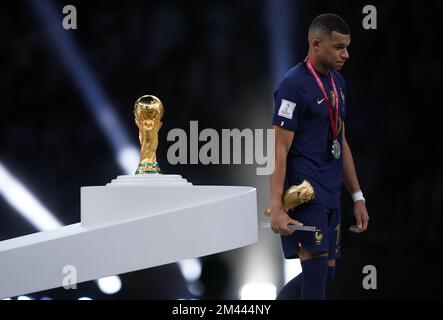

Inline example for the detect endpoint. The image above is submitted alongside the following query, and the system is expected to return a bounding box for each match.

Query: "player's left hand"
[349,200,369,233]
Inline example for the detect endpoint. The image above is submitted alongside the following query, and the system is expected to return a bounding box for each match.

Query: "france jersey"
[272,61,347,209]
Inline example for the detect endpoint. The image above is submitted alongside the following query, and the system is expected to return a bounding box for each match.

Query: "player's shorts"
[280,202,341,260]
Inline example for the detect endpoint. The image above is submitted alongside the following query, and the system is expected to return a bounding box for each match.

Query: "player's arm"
[342,124,369,232]
[270,125,302,236]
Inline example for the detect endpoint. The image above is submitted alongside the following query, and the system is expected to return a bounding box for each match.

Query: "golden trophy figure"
[262,180,317,232]
[265,180,316,216]
[134,95,164,175]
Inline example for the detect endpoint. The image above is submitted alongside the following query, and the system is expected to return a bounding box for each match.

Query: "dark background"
[1,0,442,299]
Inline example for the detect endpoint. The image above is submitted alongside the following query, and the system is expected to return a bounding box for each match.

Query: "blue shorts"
[281,202,341,260]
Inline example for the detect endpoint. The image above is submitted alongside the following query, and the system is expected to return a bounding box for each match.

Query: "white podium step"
[106,174,192,186]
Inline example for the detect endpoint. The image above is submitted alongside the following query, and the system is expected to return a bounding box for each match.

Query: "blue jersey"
[272,61,347,209]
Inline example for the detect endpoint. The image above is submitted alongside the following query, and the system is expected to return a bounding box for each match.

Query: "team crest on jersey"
[329,90,345,106]
[315,230,323,245]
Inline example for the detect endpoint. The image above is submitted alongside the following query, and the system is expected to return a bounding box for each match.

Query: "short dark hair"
[309,13,350,36]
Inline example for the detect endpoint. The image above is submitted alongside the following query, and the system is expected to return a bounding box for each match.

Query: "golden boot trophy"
[265,180,316,217]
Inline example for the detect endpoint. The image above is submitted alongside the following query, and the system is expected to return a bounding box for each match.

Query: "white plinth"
[0,174,258,299]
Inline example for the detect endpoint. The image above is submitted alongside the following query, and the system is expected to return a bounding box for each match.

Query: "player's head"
[308,13,350,71]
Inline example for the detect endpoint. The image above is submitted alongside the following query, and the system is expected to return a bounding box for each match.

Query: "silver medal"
[332,139,341,159]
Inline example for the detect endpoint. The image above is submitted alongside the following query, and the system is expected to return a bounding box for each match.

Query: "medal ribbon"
[305,58,339,140]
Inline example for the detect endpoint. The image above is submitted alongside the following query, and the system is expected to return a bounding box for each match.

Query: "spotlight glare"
[97,276,122,295]
[187,281,204,297]
[240,283,276,300]
[284,258,302,284]
[117,146,140,175]
[178,259,202,283]
[0,162,61,230]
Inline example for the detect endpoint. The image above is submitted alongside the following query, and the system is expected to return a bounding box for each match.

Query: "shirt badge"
[278,99,296,119]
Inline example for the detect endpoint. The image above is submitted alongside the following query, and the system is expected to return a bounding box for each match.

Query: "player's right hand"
[270,208,303,236]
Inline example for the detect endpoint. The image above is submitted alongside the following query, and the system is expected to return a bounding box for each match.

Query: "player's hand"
[349,201,369,233]
[270,208,302,236]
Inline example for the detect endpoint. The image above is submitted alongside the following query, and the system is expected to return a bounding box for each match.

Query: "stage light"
[266,0,296,85]
[240,283,276,300]
[97,276,122,295]
[26,0,137,174]
[178,259,202,283]
[17,296,32,300]
[187,281,204,297]
[0,162,61,230]
[78,297,92,300]
[117,146,140,175]
[284,258,302,284]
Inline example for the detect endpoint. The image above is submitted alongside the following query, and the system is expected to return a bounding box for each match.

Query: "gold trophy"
[134,95,164,175]
[265,180,316,217]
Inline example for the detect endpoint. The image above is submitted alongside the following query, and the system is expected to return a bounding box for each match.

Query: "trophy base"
[135,162,161,175]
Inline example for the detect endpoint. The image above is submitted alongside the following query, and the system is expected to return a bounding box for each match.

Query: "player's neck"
[306,53,330,76]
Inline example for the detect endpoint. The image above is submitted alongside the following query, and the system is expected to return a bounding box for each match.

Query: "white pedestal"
[0,174,258,299]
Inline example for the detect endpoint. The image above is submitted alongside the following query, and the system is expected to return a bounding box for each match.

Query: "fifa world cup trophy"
[134,95,164,174]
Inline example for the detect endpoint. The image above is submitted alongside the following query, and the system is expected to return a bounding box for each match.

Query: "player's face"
[319,31,350,70]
